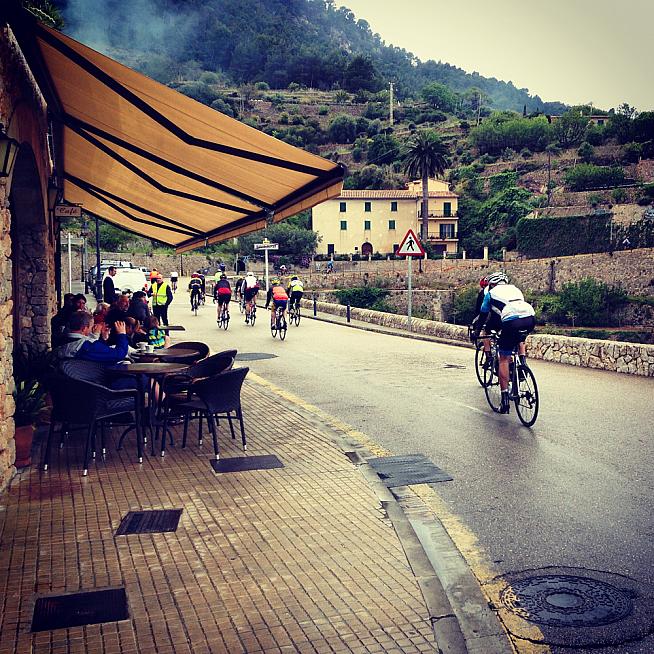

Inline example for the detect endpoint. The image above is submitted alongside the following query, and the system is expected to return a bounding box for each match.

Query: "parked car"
[87,260,135,289]
[106,267,148,294]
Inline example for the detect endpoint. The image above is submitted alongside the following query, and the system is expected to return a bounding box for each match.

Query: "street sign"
[55,204,82,218]
[396,228,425,257]
[254,242,279,250]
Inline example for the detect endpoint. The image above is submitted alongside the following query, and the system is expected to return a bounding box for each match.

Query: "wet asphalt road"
[169,294,654,652]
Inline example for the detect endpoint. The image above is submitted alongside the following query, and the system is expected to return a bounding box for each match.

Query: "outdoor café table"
[108,362,189,456]
[133,348,199,361]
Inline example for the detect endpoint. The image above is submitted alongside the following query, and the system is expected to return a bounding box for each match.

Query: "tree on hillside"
[344,55,383,93]
[328,114,357,143]
[402,131,450,239]
[553,109,588,147]
[367,133,401,166]
[421,82,458,113]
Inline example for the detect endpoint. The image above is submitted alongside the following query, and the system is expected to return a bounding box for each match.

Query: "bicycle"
[469,324,487,387]
[245,301,257,326]
[288,300,301,327]
[480,331,539,427]
[190,290,201,316]
[217,301,230,330]
[270,305,287,340]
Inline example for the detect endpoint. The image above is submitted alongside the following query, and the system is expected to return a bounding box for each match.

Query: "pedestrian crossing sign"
[395,229,425,257]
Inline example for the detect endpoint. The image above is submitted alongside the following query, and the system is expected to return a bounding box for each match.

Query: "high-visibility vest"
[151,281,169,306]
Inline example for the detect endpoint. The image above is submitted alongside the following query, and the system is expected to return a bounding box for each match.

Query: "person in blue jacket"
[57,311,129,363]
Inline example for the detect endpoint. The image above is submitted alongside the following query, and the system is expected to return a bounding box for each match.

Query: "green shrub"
[334,287,390,309]
[279,113,289,125]
[564,164,626,191]
[318,106,329,115]
[578,141,595,163]
[612,188,628,203]
[559,278,627,326]
[451,285,480,325]
[520,148,532,158]
[254,81,270,91]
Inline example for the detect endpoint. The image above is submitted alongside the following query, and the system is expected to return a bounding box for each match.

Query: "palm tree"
[402,131,450,241]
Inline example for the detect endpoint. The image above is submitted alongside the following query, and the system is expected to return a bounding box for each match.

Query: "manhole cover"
[236,353,278,361]
[211,454,283,473]
[489,566,654,648]
[501,574,633,627]
[367,454,452,487]
[115,509,183,536]
[32,588,129,632]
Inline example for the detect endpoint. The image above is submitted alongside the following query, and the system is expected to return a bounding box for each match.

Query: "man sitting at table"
[56,311,130,363]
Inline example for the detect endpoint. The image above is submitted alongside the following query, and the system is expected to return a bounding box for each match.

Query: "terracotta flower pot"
[14,424,35,467]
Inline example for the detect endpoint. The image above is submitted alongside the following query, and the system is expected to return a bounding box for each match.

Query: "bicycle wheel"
[251,307,256,326]
[474,342,486,387]
[279,315,287,340]
[271,313,277,338]
[483,357,502,412]
[514,365,539,427]
[239,297,245,313]
[222,311,230,330]
[293,307,301,326]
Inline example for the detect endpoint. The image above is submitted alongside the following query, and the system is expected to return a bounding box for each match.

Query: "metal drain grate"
[235,353,278,361]
[115,509,183,536]
[501,574,634,627]
[211,454,283,473]
[31,587,129,632]
[367,454,453,487]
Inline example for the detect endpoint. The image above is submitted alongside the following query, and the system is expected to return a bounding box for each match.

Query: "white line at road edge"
[247,371,549,653]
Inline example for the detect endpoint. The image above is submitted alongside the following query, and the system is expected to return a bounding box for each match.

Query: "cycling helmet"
[479,276,488,288]
[220,274,227,280]
[487,272,509,286]
[191,272,200,278]
[271,277,280,285]
[291,275,298,281]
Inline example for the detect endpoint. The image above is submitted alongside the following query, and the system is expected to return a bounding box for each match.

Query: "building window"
[339,202,346,212]
[340,220,347,230]
[390,201,398,212]
[364,201,371,212]
[327,244,335,255]
[364,220,371,230]
[443,202,452,217]
[393,243,399,253]
[440,223,455,239]
[597,119,604,126]
[388,220,396,230]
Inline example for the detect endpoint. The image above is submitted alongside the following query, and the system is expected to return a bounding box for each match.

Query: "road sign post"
[254,238,279,289]
[395,229,426,332]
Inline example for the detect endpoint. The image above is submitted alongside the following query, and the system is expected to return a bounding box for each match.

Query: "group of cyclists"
[186,268,305,331]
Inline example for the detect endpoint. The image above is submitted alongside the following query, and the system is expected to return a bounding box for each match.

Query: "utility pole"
[389,81,394,126]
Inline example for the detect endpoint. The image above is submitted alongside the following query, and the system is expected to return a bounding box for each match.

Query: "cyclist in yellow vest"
[287,275,304,311]
[147,273,173,326]
[265,277,288,327]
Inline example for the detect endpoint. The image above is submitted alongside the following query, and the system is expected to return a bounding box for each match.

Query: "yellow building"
[312,179,459,256]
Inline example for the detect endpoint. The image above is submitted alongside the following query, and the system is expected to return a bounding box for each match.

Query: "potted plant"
[12,379,46,467]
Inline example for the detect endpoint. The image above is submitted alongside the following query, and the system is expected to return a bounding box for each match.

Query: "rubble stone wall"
[301,300,654,377]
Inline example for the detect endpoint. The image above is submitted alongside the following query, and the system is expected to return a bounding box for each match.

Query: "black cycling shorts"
[244,288,258,301]
[217,293,231,305]
[498,316,536,355]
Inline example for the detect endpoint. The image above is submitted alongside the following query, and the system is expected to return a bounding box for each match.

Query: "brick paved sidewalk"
[0,378,436,653]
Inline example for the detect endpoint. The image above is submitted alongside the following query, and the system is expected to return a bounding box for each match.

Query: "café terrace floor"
[0,376,436,653]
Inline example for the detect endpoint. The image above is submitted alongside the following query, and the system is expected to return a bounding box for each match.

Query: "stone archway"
[8,144,52,354]
[361,242,373,256]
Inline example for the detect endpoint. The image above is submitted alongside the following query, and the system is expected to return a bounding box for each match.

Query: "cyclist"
[470,276,490,366]
[287,275,304,311]
[195,270,206,303]
[243,272,260,323]
[170,271,178,292]
[265,276,288,328]
[213,273,232,321]
[234,275,245,302]
[188,273,203,310]
[472,272,536,414]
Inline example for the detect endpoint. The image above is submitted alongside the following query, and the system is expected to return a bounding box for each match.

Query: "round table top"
[108,362,189,375]
[134,348,199,359]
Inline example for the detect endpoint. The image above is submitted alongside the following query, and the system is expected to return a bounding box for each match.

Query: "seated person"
[124,316,148,350]
[51,293,76,347]
[56,310,129,364]
[92,302,110,326]
[127,290,150,325]
[73,293,89,312]
[105,294,130,327]
[147,315,170,349]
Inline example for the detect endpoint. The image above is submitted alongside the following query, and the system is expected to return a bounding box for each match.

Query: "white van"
[108,268,148,294]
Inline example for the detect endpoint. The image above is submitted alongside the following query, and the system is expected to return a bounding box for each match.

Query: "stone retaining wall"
[301,300,654,377]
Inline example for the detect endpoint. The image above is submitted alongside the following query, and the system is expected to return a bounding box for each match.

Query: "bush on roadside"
[334,287,390,309]
[451,285,479,325]
[558,277,628,326]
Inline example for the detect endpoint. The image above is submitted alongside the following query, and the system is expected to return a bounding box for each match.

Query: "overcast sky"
[340,0,653,111]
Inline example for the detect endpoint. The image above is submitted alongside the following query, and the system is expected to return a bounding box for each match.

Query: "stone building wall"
[302,300,654,377]
[0,26,55,492]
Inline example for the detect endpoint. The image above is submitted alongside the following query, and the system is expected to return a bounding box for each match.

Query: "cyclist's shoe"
[245,316,249,324]
[499,392,510,414]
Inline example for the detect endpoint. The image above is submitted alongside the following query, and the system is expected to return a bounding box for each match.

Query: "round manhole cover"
[489,567,654,648]
[500,574,633,627]
[235,353,278,361]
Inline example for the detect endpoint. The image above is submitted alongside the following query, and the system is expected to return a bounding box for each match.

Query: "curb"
[247,372,517,654]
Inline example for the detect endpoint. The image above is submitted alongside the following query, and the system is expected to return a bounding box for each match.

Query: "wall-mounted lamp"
[0,123,20,178]
[47,173,62,209]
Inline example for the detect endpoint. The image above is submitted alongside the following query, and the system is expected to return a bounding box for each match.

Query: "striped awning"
[35,23,344,251]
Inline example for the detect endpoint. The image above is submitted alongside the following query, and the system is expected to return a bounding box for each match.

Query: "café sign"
[54,204,82,218]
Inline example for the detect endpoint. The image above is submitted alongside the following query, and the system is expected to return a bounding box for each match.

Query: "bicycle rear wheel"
[239,298,245,313]
[514,365,539,426]
[279,316,287,340]
[251,307,256,326]
[483,358,502,412]
[271,315,277,338]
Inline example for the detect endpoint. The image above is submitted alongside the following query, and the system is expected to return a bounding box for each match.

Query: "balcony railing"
[427,233,458,241]
[418,210,458,218]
